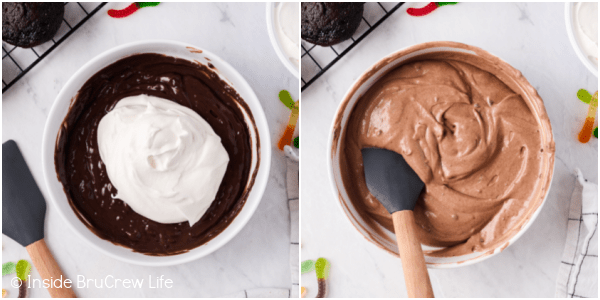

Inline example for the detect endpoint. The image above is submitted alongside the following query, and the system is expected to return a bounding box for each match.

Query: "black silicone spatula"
[361,147,434,298]
[3,140,76,298]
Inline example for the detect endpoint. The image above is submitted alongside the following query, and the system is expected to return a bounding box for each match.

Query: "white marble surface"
[2,3,298,298]
[301,2,597,298]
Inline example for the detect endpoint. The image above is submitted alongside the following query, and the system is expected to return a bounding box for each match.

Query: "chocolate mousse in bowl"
[42,40,271,266]
[328,42,555,267]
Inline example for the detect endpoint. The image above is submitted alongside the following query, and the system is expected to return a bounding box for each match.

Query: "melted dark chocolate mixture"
[55,53,255,255]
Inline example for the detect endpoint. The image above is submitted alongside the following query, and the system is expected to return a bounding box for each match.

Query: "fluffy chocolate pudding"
[337,44,554,258]
[55,53,258,255]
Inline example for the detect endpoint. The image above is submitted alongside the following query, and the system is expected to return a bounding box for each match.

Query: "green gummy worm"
[577,89,592,104]
[437,2,458,7]
[301,260,315,274]
[137,2,160,8]
[2,262,16,276]
[279,90,295,109]
[15,260,31,281]
[315,257,330,279]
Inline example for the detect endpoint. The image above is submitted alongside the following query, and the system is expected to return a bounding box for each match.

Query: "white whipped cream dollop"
[574,2,598,66]
[274,2,299,70]
[97,94,229,226]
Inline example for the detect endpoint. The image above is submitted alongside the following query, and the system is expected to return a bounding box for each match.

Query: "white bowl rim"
[326,41,555,268]
[564,2,598,77]
[266,2,299,78]
[41,39,271,267]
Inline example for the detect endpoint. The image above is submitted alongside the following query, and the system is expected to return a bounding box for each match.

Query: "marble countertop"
[300,2,597,298]
[2,3,298,297]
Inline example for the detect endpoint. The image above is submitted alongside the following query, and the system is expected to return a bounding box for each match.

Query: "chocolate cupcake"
[2,2,64,48]
[301,2,364,46]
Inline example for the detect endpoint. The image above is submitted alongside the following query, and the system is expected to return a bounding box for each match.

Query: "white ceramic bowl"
[41,40,271,266]
[565,2,598,77]
[327,42,555,268]
[266,2,299,78]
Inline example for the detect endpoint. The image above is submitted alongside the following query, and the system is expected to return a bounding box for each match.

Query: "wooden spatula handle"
[26,239,76,298]
[392,210,434,298]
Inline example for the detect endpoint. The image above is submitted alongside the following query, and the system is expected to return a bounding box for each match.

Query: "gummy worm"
[301,260,315,274]
[315,258,330,298]
[108,2,160,18]
[277,90,299,150]
[15,260,31,282]
[2,262,16,276]
[577,89,593,104]
[576,89,598,139]
[407,2,457,17]
[578,91,598,143]
[301,286,307,298]
[18,280,26,298]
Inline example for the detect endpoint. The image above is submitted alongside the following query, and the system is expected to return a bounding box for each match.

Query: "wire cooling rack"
[2,2,107,93]
[301,2,405,92]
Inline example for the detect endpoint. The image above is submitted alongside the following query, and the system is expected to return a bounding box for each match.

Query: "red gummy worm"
[108,3,139,18]
[407,2,438,17]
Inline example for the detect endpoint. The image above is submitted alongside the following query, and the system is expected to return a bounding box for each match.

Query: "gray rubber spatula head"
[2,140,76,297]
[361,147,434,297]
[2,140,46,247]
[361,147,425,213]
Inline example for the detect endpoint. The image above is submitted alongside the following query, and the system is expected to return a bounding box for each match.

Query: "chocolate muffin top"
[301,2,364,46]
[2,2,64,48]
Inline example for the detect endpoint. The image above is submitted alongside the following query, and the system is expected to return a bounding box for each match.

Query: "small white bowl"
[266,2,299,78]
[565,2,598,77]
[328,42,555,268]
[41,40,271,266]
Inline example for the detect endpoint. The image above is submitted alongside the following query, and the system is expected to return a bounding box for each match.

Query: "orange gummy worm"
[578,117,595,143]
[278,125,296,150]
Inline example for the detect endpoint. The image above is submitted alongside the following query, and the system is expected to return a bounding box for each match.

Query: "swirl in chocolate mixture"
[55,53,257,255]
[340,51,554,257]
